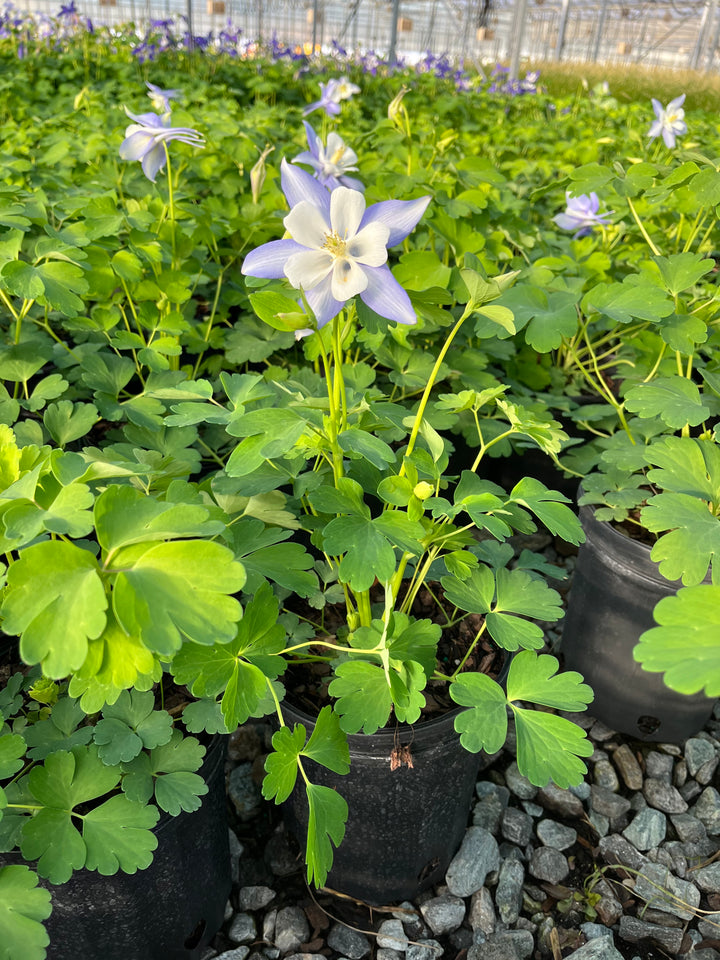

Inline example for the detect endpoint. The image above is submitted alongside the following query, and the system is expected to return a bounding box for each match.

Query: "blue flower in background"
[553,192,612,238]
[119,108,204,181]
[648,94,686,148]
[292,121,364,191]
[303,78,360,117]
[146,81,180,114]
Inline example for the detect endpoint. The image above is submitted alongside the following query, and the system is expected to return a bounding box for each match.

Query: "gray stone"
[229,914,257,945]
[671,813,708,844]
[274,907,310,955]
[476,781,510,805]
[505,761,538,800]
[587,811,610,838]
[595,896,623,926]
[633,862,700,920]
[645,750,674,782]
[612,745,643,791]
[656,841,688,877]
[590,785,631,820]
[501,807,533,846]
[405,940,443,960]
[468,887,496,935]
[376,951,404,960]
[284,955,324,960]
[536,819,577,851]
[694,862,720,892]
[693,787,720,834]
[419,895,465,936]
[682,950,720,960]
[216,950,251,960]
[498,930,535,959]
[564,939,624,960]
[238,887,277,911]
[642,908,685,927]
[377,920,409,952]
[622,808,667,851]
[618,915,684,953]
[680,780,702,803]
[529,846,569,883]
[589,720,617,741]
[644,778,689,814]
[495,857,525,924]
[263,910,277,945]
[391,902,427,940]
[593,759,620,792]
[265,830,302,877]
[579,923,613,941]
[445,826,500,897]
[697,754,720,785]
[522,801,543,818]
[467,943,520,960]
[685,738,716,777]
[537,784,585,819]
[570,781,592,801]
[473,794,505,834]
[228,763,263,820]
[327,924,371,959]
[449,929,473,952]
[674,759,688,788]
[598,834,647,872]
[698,912,720,940]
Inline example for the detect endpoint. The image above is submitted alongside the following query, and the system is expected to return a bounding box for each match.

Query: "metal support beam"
[690,0,713,69]
[705,0,720,69]
[388,0,401,62]
[554,0,571,60]
[509,0,530,80]
[590,0,608,62]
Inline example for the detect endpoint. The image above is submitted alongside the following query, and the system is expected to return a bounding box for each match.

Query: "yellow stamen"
[322,231,348,258]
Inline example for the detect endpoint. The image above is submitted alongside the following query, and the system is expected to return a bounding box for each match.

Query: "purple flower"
[292,121,364,192]
[648,94,687,149]
[119,109,204,182]
[241,159,430,329]
[553,192,612,238]
[146,82,180,114]
[303,77,360,117]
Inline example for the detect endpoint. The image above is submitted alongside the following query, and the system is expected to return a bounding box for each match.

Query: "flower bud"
[413,481,434,500]
[250,144,274,205]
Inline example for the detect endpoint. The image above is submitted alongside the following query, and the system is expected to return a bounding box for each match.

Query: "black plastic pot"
[561,504,716,742]
[281,699,495,905]
[1,733,231,960]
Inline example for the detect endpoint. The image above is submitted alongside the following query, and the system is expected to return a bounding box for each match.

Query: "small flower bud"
[413,481,434,500]
[250,144,274,205]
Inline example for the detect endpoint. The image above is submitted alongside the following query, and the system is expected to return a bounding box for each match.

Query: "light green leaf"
[506,651,594,711]
[322,516,396,591]
[304,782,348,889]
[111,540,244,656]
[23,698,93,760]
[338,429,396,469]
[654,252,714,297]
[181,699,229,736]
[512,709,592,788]
[644,436,720,505]
[508,477,584,544]
[263,723,307,804]
[328,661,393,735]
[624,377,710,429]
[0,865,52,960]
[449,673,509,754]
[634,585,720,696]
[43,401,98,446]
[0,734,25,779]
[2,541,107,678]
[642,492,720,585]
[303,706,350,774]
[82,793,159,874]
[441,566,495,614]
[583,279,673,325]
[94,691,173,765]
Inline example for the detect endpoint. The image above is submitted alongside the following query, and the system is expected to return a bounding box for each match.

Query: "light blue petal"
[280,158,331,216]
[141,144,166,182]
[305,275,344,328]
[360,265,416,325]
[119,130,155,161]
[241,238,306,279]
[668,93,686,112]
[360,196,431,247]
[651,98,664,120]
[647,119,662,140]
[302,120,321,159]
[662,128,676,149]
[339,175,365,192]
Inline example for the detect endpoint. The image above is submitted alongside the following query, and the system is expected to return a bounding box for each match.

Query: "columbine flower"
[146,81,180,114]
[303,78,360,117]
[648,94,687,148]
[292,121,363,192]
[553,192,612,238]
[119,109,205,182]
[241,159,429,329]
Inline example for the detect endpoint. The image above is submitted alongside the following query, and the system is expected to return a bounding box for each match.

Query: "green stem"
[163,144,177,269]
[627,196,661,257]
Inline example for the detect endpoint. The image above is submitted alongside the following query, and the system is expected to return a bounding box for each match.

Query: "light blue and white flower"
[146,81,180,115]
[553,192,612,238]
[648,94,686,148]
[241,159,429,329]
[303,77,360,117]
[119,108,205,182]
[292,121,364,191]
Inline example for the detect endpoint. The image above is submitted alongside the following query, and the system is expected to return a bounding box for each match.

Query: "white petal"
[284,201,330,250]
[330,187,366,240]
[347,221,389,267]
[285,249,333,290]
[330,257,368,301]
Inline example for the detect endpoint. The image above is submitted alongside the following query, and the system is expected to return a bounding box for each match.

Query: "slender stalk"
[627,196,661,257]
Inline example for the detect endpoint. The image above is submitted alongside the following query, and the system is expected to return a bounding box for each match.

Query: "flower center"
[322,231,348,258]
